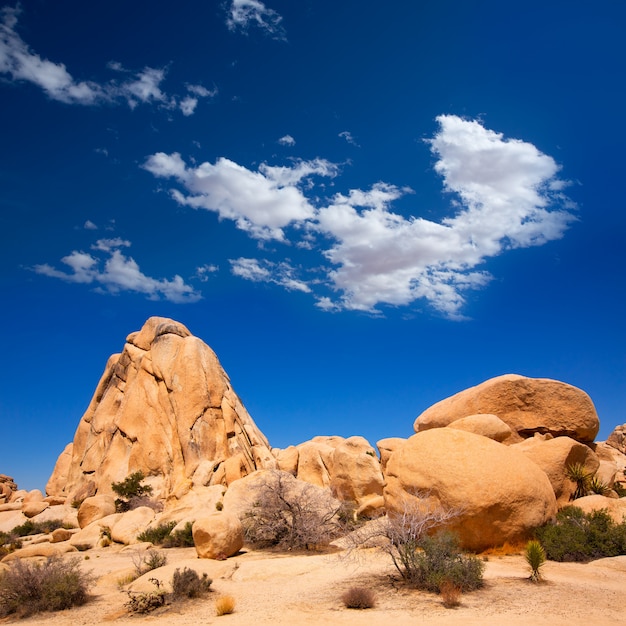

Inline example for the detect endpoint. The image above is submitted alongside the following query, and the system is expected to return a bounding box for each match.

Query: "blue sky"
[1,0,625,492]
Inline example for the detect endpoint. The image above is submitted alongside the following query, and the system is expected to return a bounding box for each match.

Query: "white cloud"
[83,220,98,230]
[339,131,359,147]
[278,134,296,146]
[226,0,286,39]
[145,115,576,318]
[196,264,219,281]
[230,258,311,293]
[143,153,338,241]
[32,242,200,303]
[0,7,213,114]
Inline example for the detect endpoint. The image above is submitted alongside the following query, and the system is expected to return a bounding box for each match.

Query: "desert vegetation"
[0,556,94,618]
[112,471,161,512]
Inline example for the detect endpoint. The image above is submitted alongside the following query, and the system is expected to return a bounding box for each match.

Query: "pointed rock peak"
[126,316,191,351]
[47,318,276,502]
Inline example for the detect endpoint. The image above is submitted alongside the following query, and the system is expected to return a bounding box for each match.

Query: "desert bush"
[536,506,626,562]
[112,471,154,512]
[0,556,94,618]
[243,470,345,551]
[11,518,65,537]
[614,482,626,498]
[407,531,484,592]
[125,578,166,614]
[137,521,177,545]
[525,539,546,582]
[588,475,611,496]
[163,521,195,548]
[566,463,592,500]
[341,586,376,609]
[131,549,168,577]
[215,594,236,616]
[171,567,212,598]
[0,531,21,558]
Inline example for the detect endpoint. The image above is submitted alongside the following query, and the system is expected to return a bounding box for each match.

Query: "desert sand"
[10,545,626,625]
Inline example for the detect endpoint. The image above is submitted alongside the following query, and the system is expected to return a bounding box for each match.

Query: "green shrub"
[341,586,376,609]
[525,540,546,582]
[0,556,94,618]
[163,521,195,548]
[408,532,484,593]
[11,518,65,537]
[112,471,154,512]
[137,521,177,545]
[566,463,592,500]
[171,567,212,598]
[536,506,626,562]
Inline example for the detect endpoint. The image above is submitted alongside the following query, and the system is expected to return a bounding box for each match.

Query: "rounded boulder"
[384,428,557,551]
[192,512,243,559]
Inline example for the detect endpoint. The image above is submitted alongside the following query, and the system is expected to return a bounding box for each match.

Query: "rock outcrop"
[607,423,626,455]
[46,317,276,503]
[384,428,557,551]
[414,374,599,444]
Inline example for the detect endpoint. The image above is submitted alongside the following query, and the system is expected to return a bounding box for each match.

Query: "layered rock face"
[46,317,276,502]
[414,374,600,444]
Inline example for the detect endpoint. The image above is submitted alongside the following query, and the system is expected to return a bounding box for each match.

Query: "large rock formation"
[384,429,557,551]
[414,374,599,444]
[46,317,276,503]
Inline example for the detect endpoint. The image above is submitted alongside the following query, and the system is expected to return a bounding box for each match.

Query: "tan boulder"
[77,494,116,529]
[192,512,243,559]
[606,424,626,454]
[110,506,157,545]
[30,504,78,529]
[447,414,513,442]
[376,438,406,473]
[46,317,276,502]
[22,501,49,518]
[273,446,299,475]
[0,510,27,533]
[294,441,334,487]
[161,485,226,526]
[23,489,44,504]
[513,435,600,504]
[329,436,383,511]
[384,429,557,551]
[571,495,626,523]
[50,527,74,543]
[415,374,599,444]
[1,542,78,562]
[0,475,18,503]
[70,514,121,549]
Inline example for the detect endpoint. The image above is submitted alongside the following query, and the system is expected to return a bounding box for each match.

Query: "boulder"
[273,446,299,475]
[46,317,276,503]
[294,441,334,487]
[384,428,557,551]
[415,374,599,444]
[571,495,626,524]
[78,494,116,529]
[447,414,513,442]
[50,528,74,543]
[192,512,243,559]
[329,436,383,512]
[376,438,406,473]
[513,435,600,504]
[110,506,157,545]
[22,501,49,518]
[1,542,78,562]
[0,475,18,503]
[70,514,121,549]
[607,424,626,455]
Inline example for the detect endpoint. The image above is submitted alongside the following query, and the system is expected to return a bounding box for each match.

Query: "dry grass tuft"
[439,579,462,608]
[215,594,236,616]
[480,541,525,558]
[341,586,377,609]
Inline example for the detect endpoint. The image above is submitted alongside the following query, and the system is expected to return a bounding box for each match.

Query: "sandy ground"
[5,545,626,626]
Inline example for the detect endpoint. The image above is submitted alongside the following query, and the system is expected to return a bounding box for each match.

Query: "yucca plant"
[566,463,592,500]
[588,475,611,496]
[525,540,546,582]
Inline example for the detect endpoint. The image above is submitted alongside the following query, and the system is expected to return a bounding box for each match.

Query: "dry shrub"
[171,567,212,599]
[0,556,94,618]
[125,578,166,614]
[341,586,376,609]
[480,541,525,558]
[439,579,462,608]
[215,594,236,616]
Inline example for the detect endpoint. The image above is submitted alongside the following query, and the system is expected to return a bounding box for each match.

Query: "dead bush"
[0,556,94,618]
[243,470,346,551]
[341,586,376,609]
